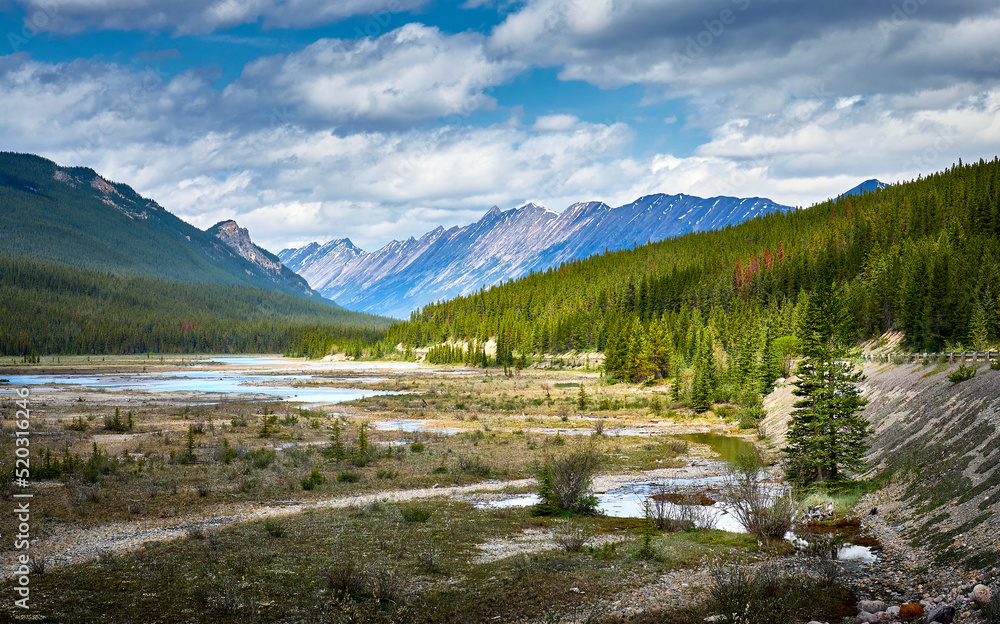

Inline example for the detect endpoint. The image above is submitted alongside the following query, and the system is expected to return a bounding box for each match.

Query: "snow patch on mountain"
[280,193,793,318]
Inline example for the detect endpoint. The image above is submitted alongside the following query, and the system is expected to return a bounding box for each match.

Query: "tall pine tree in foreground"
[784,280,871,485]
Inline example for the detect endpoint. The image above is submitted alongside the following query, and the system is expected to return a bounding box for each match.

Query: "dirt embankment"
[764,361,1000,572]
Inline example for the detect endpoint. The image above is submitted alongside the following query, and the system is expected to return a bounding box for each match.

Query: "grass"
[0,360,771,622]
[0,501,782,624]
[799,479,881,516]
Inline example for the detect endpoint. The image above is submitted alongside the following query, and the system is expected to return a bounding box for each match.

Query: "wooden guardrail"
[862,351,998,364]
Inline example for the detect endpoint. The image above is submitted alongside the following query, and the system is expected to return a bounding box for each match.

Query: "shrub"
[263,518,285,538]
[983,594,1000,624]
[104,407,132,432]
[302,469,325,490]
[400,505,432,523]
[555,525,589,552]
[376,469,397,480]
[458,455,491,477]
[534,449,601,515]
[67,416,88,431]
[645,482,718,531]
[948,364,978,383]
[214,439,237,464]
[336,470,360,483]
[409,441,425,453]
[634,531,659,561]
[708,560,829,624]
[244,448,276,470]
[723,450,794,540]
[415,543,447,574]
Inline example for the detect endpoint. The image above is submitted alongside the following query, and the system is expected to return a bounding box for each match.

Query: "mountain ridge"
[281,193,792,317]
[0,152,330,304]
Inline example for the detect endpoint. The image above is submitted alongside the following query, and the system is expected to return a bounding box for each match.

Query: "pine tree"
[784,281,871,485]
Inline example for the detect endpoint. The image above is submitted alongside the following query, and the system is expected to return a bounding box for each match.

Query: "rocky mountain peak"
[211,220,282,274]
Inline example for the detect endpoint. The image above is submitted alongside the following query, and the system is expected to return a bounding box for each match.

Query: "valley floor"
[1,356,998,623]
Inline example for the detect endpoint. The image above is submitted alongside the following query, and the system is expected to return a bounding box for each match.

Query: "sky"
[1,0,999,254]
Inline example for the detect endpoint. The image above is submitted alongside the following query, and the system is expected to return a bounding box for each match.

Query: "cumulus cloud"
[13,0,430,35]
[3,1,1000,256]
[223,24,522,130]
[490,0,1000,107]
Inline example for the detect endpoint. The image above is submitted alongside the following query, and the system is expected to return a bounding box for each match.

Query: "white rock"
[971,584,992,607]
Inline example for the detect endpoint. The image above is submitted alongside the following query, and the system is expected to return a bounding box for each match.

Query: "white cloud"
[3,3,1000,257]
[223,24,522,129]
[13,0,431,35]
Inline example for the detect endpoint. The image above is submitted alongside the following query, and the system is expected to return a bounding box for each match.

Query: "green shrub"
[263,518,285,538]
[337,470,360,483]
[709,560,833,624]
[376,469,397,480]
[409,441,425,453]
[983,595,1000,624]
[67,416,89,431]
[948,364,978,383]
[301,469,325,490]
[400,505,432,523]
[534,449,601,516]
[459,456,491,477]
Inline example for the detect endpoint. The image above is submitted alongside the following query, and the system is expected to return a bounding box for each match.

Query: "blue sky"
[1,0,998,252]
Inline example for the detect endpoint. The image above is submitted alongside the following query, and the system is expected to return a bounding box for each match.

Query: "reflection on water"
[474,476,744,532]
[0,357,405,405]
[673,432,757,463]
[371,420,464,435]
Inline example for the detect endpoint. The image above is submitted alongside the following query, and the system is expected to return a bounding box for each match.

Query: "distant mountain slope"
[281,193,792,317]
[842,179,888,196]
[0,152,325,303]
[0,254,390,356]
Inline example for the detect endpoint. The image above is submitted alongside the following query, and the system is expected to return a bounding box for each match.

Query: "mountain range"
[0,152,328,303]
[280,194,794,318]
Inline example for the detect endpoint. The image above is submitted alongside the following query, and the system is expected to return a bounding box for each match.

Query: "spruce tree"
[784,280,871,485]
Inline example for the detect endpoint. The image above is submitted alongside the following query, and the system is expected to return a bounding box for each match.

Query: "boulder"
[899,604,924,621]
[925,604,955,624]
[859,601,888,614]
[886,606,901,619]
[971,584,992,608]
[856,612,879,624]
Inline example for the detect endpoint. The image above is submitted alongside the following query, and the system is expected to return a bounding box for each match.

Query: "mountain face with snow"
[842,179,888,196]
[280,193,792,318]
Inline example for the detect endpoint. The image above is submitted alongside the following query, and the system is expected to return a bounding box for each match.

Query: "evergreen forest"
[369,158,1000,416]
[0,255,390,357]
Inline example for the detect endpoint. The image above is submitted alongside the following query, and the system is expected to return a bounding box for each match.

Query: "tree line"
[0,255,388,356]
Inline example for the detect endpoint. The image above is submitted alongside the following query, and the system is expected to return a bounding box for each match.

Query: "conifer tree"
[784,281,871,485]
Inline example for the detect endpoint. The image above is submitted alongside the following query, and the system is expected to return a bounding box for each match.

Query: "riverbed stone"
[856,612,879,624]
[899,604,924,621]
[971,584,992,607]
[859,600,888,613]
[925,604,955,624]
[886,606,900,619]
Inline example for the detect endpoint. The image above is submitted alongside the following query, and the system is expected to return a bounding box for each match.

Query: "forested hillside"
[0,256,389,356]
[375,159,999,412]
[0,152,324,302]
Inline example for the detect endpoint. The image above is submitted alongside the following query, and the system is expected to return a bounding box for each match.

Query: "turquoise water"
[0,357,405,405]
